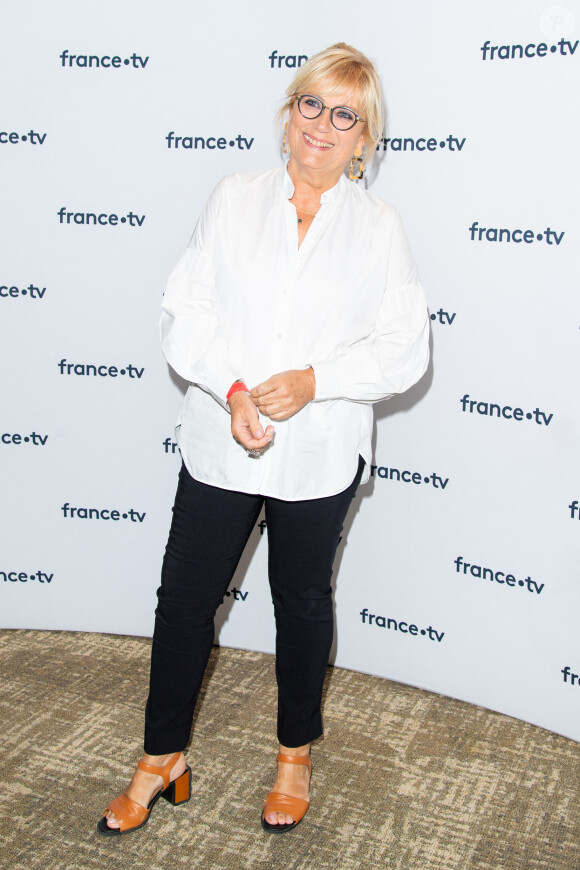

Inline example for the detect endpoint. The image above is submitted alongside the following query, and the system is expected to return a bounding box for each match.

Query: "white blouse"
[160,166,430,501]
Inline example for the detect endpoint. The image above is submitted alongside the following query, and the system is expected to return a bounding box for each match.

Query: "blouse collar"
[281,163,347,205]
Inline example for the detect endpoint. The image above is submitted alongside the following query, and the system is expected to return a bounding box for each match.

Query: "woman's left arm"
[253,212,430,418]
[310,211,430,403]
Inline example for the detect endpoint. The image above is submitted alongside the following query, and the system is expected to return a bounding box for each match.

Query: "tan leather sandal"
[97,752,191,836]
[261,752,312,833]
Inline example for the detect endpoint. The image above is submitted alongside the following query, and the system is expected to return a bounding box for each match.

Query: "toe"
[265,811,294,826]
[104,811,120,829]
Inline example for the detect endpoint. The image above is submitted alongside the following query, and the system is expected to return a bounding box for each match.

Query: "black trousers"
[144,457,364,753]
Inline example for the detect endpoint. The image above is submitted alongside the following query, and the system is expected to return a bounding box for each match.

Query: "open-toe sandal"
[97,752,191,836]
[261,752,312,833]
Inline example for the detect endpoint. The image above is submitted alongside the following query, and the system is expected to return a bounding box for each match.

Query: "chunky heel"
[162,765,192,806]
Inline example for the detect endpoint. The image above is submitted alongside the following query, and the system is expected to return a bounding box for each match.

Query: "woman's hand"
[229,390,275,452]
[251,368,316,421]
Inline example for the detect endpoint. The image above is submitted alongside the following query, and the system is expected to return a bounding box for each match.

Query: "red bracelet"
[226,380,250,403]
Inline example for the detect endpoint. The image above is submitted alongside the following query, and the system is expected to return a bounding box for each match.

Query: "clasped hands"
[229,368,316,454]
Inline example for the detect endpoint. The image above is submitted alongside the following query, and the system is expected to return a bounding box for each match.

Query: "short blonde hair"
[277,43,385,164]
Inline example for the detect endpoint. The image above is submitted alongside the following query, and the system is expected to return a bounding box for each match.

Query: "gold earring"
[282,122,289,154]
[349,145,364,180]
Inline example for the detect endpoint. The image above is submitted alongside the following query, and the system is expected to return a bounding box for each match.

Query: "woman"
[98,42,429,836]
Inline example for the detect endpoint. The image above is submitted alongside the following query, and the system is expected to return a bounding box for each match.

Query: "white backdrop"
[1,0,579,743]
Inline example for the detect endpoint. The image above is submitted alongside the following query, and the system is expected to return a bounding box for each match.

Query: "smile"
[303,132,333,149]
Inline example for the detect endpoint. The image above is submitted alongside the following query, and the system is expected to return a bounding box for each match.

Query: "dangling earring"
[349,144,364,180]
[282,122,289,154]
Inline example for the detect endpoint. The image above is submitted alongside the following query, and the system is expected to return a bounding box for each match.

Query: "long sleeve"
[311,212,429,402]
[160,179,239,409]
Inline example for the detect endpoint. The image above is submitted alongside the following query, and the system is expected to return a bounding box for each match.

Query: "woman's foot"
[103,752,187,830]
[263,743,311,827]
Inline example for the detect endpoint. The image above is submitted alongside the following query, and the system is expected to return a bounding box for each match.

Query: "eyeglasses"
[296,94,365,132]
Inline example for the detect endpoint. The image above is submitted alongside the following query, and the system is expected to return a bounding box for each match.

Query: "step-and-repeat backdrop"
[1,0,578,742]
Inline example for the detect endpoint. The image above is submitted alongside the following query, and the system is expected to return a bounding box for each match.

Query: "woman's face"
[286,86,365,179]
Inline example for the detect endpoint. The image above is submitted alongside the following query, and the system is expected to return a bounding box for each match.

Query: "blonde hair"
[277,43,385,164]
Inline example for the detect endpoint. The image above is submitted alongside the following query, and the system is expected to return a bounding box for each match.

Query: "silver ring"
[247,448,261,457]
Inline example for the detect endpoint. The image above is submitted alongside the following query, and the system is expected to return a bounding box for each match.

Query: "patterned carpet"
[1,629,579,870]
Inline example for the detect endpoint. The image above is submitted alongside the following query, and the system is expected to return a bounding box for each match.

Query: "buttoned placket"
[257,197,303,489]
[259,191,337,491]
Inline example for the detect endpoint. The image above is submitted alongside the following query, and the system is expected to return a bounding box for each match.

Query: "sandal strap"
[263,790,310,823]
[276,752,312,773]
[103,793,150,832]
[137,751,182,790]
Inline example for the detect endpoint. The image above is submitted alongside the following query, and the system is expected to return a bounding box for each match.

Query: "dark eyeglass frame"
[296,94,365,131]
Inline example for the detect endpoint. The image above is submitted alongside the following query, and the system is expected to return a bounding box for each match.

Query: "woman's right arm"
[160,178,239,410]
[160,179,274,452]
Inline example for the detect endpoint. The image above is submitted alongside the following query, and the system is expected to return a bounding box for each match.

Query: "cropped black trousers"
[144,457,363,753]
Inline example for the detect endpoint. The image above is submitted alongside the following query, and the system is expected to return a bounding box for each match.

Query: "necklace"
[296,207,319,224]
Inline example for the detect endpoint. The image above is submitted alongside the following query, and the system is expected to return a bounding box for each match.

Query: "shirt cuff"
[311,359,343,401]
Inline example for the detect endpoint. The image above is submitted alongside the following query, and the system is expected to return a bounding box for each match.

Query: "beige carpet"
[0,629,578,870]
